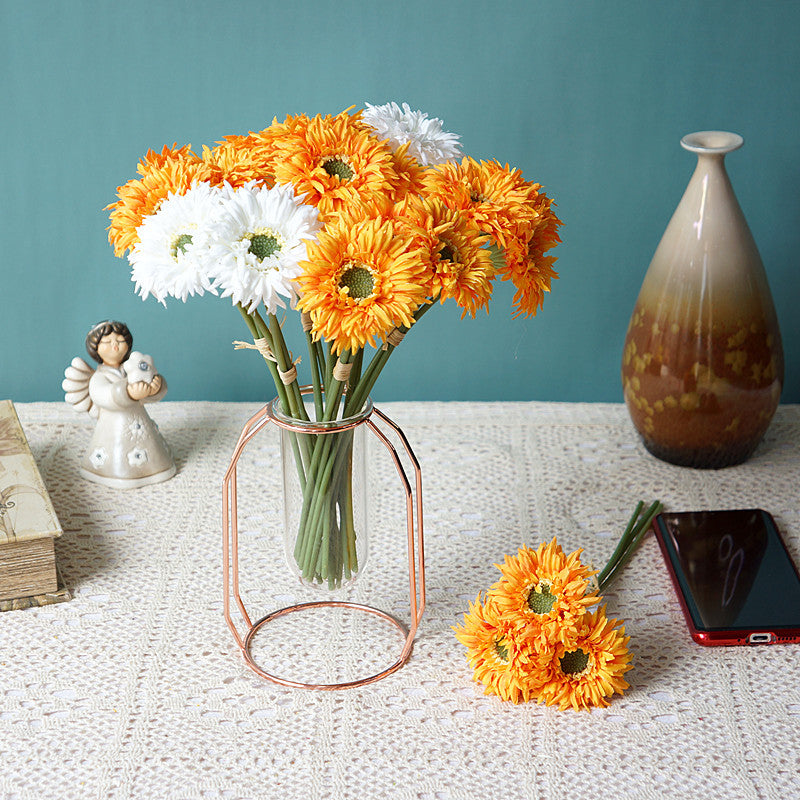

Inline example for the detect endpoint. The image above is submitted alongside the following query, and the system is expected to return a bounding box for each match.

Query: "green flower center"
[322,156,355,182]
[470,189,487,203]
[248,232,282,261]
[338,263,375,300]
[559,648,590,676]
[170,233,193,260]
[494,638,509,662]
[527,583,557,614]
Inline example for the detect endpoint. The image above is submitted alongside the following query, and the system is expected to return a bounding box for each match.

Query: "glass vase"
[622,131,784,468]
[222,396,425,689]
[269,394,371,590]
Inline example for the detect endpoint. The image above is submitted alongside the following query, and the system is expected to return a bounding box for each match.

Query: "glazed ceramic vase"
[621,131,783,468]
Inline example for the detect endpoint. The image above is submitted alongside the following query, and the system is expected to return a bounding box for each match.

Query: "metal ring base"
[241,600,412,690]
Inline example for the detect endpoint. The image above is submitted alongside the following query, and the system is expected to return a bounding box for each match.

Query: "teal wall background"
[2,0,798,404]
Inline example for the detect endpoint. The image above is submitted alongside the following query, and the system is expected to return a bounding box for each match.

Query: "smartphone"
[653,509,800,646]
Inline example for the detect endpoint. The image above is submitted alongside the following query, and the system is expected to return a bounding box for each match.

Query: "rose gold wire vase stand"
[222,401,425,690]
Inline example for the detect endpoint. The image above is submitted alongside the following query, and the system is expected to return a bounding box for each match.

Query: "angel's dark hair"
[85,320,133,364]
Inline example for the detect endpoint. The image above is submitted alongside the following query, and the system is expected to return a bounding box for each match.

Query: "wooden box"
[0,400,65,605]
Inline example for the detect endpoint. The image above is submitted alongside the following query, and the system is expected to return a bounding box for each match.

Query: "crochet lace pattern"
[3,401,799,799]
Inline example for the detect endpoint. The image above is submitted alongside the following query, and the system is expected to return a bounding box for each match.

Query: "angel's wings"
[62,357,98,418]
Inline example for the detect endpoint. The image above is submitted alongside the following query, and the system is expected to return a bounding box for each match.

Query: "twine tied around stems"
[300,311,313,333]
[332,359,353,382]
[233,338,299,385]
[382,327,406,350]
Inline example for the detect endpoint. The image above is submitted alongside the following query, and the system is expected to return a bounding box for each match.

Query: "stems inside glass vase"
[272,394,371,590]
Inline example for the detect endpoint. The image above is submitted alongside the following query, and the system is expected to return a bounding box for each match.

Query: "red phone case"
[653,510,800,646]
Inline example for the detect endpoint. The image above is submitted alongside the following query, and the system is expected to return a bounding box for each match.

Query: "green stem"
[598,502,643,587]
[306,329,324,421]
[295,419,359,585]
[324,342,335,390]
[260,311,318,476]
[598,500,663,591]
[313,430,356,583]
[345,302,434,417]
[344,347,388,417]
[295,349,354,579]
[237,305,290,414]
[323,349,351,421]
[348,347,364,400]
[265,312,309,423]
[299,434,339,577]
[237,304,310,489]
[341,450,357,575]
[313,339,327,398]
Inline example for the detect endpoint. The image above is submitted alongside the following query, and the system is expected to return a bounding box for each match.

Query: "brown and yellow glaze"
[622,299,782,467]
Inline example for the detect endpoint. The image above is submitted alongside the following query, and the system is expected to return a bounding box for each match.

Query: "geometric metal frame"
[222,401,425,689]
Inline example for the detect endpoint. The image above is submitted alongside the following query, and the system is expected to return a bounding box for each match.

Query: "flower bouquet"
[454,501,662,709]
[107,102,561,589]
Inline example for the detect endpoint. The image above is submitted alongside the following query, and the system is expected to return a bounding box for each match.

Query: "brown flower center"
[438,240,459,263]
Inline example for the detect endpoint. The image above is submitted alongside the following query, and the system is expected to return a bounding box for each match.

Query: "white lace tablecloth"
[3,401,800,800]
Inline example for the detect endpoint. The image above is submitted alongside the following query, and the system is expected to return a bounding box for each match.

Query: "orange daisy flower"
[136,143,195,171]
[488,539,599,649]
[453,595,543,704]
[295,213,429,353]
[202,133,277,189]
[395,196,496,317]
[270,109,404,218]
[386,141,427,200]
[421,157,543,249]
[535,607,633,711]
[202,114,317,189]
[501,197,562,318]
[107,144,223,257]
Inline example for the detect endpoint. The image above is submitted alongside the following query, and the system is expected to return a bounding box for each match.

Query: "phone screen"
[655,509,800,640]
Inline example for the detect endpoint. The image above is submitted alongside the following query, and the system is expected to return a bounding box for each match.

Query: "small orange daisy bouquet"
[107,102,561,588]
[454,501,662,709]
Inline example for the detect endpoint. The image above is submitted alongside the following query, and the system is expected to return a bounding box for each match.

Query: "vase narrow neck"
[681,131,742,197]
[680,130,743,156]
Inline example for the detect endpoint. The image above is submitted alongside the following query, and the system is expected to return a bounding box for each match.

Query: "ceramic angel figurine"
[62,320,176,488]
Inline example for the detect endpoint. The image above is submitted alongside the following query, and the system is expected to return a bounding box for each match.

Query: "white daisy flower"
[361,102,463,166]
[127,447,148,467]
[129,182,221,304]
[206,182,321,315]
